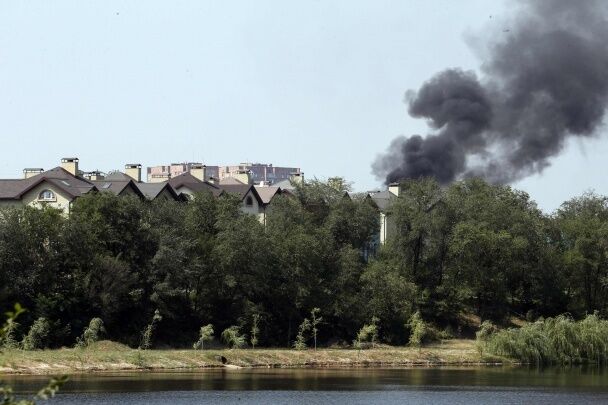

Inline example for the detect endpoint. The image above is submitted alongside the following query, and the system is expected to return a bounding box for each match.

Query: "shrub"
[193,324,214,350]
[22,317,51,350]
[76,318,106,348]
[353,317,379,350]
[250,314,260,349]
[221,326,246,349]
[294,318,311,350]
[140,310,162,350]
[480,314,608,365]
[408,311,427,347]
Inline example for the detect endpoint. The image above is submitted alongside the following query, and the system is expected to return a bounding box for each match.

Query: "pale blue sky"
[1,1,607,212]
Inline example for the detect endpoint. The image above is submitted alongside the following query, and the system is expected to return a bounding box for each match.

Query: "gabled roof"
[254,186,281,205]
[273,178,297,191]
[218,183,264,205]
[168,172,223,197]
[368,190,397,211]
[219,177,245,186]
[0,167,96,200]
[90,179,145,198]
[136,182,181,201]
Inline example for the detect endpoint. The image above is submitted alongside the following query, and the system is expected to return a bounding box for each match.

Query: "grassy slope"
[0,340,508,375]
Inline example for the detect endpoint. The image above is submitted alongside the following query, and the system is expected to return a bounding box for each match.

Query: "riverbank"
[0,339,509,375]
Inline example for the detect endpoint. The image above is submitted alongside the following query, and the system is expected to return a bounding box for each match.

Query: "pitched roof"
[136,183,180,200]
[272,178,296,190]
[90,179,145,198]
[218,184,264,205]
[168,172,223,197]
[0,167,96,200]
[219,177,246,185]
[254,186,281,205]
[368,190,397,211]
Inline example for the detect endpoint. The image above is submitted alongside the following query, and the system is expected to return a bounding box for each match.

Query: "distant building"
[147,162,301,185]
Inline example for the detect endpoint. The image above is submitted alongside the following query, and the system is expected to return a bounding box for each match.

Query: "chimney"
[125,164,142,182]
[23,168,44,179]
[289,172,304,185]
[190,164,207,181]
[388,182,401,196]
[233,170,252,185]
[61,157,79,176]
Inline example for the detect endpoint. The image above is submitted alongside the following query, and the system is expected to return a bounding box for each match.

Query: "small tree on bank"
[76,318,106,348]
[193,324,214,350]
[140,310,162,350]
[250,314,261,349]
[310,308,322,351]
[294,318,311,350]
[22,317,51,350]
[221,326,246,349]
[354,316,380,350]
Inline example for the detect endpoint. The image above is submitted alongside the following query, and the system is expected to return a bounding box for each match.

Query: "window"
[38,189,56,201]
[246,196,253,206]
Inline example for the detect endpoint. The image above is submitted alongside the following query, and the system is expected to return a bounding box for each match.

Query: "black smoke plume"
[373,0,608,185]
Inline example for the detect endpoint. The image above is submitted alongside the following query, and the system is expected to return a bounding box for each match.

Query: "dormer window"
[38,189,56,201]
[246,196,253,206]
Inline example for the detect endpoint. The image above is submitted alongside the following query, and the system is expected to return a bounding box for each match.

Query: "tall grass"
[479,314,608,365]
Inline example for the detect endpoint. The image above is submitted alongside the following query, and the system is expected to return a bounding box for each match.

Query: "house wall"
[379,212,396,245]
[0,200,23,210]
[22,183,73,213]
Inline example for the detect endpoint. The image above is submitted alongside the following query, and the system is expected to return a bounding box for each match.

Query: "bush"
[480,313,608,365]
[76,318,106,348]
[22,317,51,350]
[193,324,214,350]
[407,311,427,347]
[221,326,246,349]
[293,318,310,350]
[353,317,379,350]
[140,310,162,350]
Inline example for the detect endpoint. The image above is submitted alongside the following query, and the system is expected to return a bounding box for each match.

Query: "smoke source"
[373,0,608,185]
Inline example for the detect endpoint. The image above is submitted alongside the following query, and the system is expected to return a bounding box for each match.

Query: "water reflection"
[2,366,608,394]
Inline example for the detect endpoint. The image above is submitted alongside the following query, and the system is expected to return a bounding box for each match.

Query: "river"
[3,366,608,404]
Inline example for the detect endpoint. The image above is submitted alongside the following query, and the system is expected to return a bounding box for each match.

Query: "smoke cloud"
[373,0,608,185]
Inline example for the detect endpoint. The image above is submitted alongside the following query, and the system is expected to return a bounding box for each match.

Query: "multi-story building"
[147,163,219,183]
[147,162,301,185]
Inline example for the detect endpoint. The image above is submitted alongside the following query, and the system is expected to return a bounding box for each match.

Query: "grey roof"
[0,167,96,200]
[254,186,281,205]
[369,190,396,211]
[218,184,264,205]
[273,179,296,191]
[136,183,180,200]
[168,172,223,197]
[90,179,144,198]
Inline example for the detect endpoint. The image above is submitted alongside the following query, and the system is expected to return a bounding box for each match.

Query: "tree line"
[0,177,607,349]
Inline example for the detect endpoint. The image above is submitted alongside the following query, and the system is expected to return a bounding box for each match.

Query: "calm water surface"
[3,367,608,404]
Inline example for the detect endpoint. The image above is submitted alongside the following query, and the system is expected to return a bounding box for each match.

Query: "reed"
[481,314,608,365]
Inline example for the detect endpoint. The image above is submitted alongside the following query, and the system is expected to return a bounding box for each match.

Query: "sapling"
[193,324,214,350]
[251,314,261,349]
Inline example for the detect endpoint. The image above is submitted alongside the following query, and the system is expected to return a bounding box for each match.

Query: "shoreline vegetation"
[0,340,508,375]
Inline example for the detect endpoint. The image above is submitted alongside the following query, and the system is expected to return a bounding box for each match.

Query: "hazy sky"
[1,1,607,212]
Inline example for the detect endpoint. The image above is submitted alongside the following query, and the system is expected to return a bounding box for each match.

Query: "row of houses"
[0,157,402,245]
[0,157,303,225]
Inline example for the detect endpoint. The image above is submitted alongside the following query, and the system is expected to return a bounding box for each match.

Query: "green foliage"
[408,311,427,347]
[480,314,608,365]
[221,326,246,349]
[193,324,214,350]
[250,314,260,349]
[310,308,322,351]
[2,178,608,349]
[75,318,106,348]
[139,310,162,350]
[22,318,50,351]
[294,318,311,350]
[354,317,379,350]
